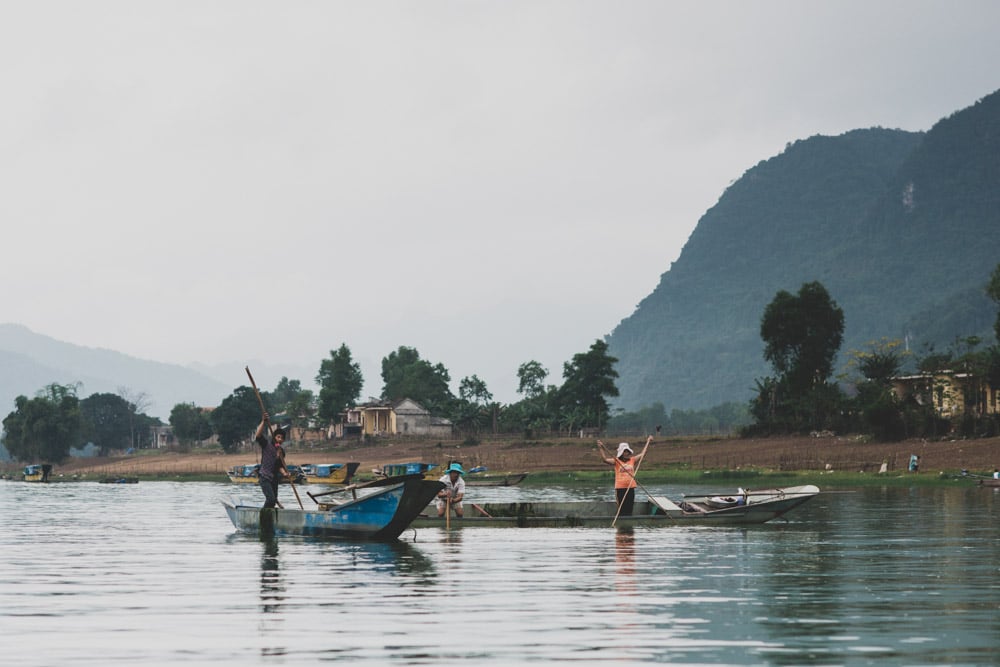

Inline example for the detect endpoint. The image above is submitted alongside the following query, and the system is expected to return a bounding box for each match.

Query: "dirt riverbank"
[15,433,1000,480]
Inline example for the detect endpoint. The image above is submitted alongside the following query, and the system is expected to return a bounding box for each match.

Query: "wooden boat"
[298,462,360,485]
[465,471,529,487]
[22,464,52,483]
[99,477,139,484]
[222,474,445,540]
[409,484,820,528]
[226,464,306,485]
[373,462,439,479]
[977,477,1000,487]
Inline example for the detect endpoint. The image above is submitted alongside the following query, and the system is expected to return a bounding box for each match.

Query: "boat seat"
[649,496,683,512]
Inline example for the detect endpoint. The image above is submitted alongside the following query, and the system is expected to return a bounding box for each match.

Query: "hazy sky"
[3,1,999,403]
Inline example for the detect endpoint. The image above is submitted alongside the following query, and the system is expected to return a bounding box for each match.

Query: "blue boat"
[221,474,444,540]
[23,464,52,483]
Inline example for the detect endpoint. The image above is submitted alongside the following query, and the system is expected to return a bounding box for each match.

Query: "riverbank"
[5,433,999,486]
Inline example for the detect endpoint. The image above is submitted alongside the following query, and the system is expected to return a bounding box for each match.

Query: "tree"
[170,402,214,445]
[751,282,846,435]
[1,383,83,463]
[210,386,261,454]
[516,361,548,398]
[556,339,619,431]
[380,346,453,413]
[316,344,363,423]
[117,386,151,450]
[760,281,845,394]
[453,375,494,434]
[80,392,133,456]
[988,262,1000,342]
[270,376,316,430]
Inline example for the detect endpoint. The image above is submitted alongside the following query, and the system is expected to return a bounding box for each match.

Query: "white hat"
[616,442,633,457]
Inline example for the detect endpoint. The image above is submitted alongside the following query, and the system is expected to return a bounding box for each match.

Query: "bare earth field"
[23,433,1000,480]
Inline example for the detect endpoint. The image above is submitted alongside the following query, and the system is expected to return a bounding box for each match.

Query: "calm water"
[1,480,998,665]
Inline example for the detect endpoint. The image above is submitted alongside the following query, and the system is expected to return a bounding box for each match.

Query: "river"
[1,480,997,665]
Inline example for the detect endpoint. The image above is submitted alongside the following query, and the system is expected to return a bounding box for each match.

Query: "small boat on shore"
[23,464,52,483]
[222,474,445,541]
[99,477,139,484]
[298,462,360,485]
[409,484,820,528]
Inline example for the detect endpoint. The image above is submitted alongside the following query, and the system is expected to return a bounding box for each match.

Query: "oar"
[246,366,303,510]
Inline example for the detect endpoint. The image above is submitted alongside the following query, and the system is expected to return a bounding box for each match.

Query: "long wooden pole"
[246,366,303,510]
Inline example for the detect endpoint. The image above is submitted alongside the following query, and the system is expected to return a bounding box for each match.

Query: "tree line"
[745,263,1000,440]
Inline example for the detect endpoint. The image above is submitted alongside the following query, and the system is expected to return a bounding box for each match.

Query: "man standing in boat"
[597,435,652,516]
[255,413,291,509]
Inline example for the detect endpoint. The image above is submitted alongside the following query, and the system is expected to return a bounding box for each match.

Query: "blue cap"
[446,463,465,475]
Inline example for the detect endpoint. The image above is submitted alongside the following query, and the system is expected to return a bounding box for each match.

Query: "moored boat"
[226,463,306,485]
[222,474,445,540]
[99,477,139,484]
[373,461,438,478]
[22,464,52,483]
[409,484,820,528]
[465,471,529,487]
[298,462,360,485]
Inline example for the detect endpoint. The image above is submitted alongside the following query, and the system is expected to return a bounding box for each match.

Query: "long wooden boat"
[373,462,439,478]
[22,464,52,483]
[977,477,1000,487]
[298,462,360,485]
[226,464,306,485]
[99,477,139,484]
[409,484,820,528]
[466,471,528,487]
[222,474,445,540]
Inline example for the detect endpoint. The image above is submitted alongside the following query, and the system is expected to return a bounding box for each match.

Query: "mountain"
[0,323,231,420]
[608,89,1000,412]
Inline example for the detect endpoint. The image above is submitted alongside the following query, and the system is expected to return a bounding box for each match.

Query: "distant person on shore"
[436,463,466,518]
[908,454,920,473]
[993,468,999,480]
[598,435,653,516]
[255,413,291,509]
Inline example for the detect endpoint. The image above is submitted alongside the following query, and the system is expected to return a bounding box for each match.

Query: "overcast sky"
[3,1,999,403]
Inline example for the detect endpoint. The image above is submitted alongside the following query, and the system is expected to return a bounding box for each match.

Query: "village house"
[340,398,453,438]
[891,371,999,418]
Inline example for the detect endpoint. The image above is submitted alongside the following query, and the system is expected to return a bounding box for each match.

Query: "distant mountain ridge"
[608,89,1000,412]
[0,323,231,420]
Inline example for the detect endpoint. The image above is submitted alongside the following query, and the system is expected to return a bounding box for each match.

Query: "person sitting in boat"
[255,413,291,509]
[435,463,466,518]
[993,468,999,480]
[597,435,652,516]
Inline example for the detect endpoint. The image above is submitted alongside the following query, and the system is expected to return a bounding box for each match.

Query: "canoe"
[409,484,820,528]
[465,472,529,487]
[298,462,360,485]
[222,474,445,541]
[22,464,52,483]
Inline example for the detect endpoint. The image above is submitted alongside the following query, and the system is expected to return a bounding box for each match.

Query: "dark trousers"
[616,487,636,516]
[260,477,280,508]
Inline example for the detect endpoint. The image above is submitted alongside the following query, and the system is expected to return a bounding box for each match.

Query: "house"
[350,398,453,437]
[891,371,999,418]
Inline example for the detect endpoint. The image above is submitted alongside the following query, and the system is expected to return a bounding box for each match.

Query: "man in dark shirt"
[254,413,290,508]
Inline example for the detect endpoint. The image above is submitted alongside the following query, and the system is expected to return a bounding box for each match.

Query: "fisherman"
[254,412,291,509]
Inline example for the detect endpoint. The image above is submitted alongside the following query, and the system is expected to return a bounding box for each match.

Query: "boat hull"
[410,485,820,528]
[222,475,444,540]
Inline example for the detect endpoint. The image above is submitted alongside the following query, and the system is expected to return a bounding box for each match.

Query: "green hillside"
[609,89,1000,411]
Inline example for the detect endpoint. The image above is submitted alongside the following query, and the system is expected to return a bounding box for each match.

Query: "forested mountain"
[609,89,1000,412]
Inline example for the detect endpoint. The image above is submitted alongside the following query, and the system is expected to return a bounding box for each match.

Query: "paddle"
[246,366,303,510]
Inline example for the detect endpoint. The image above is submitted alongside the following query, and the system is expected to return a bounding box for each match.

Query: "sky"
[3,1,1000,404]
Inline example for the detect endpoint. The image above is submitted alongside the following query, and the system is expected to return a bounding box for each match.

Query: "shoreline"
[5,434,998,487]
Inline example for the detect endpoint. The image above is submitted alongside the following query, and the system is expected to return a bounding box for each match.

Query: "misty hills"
[0,323,230,420]
[608,89,1000,412]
